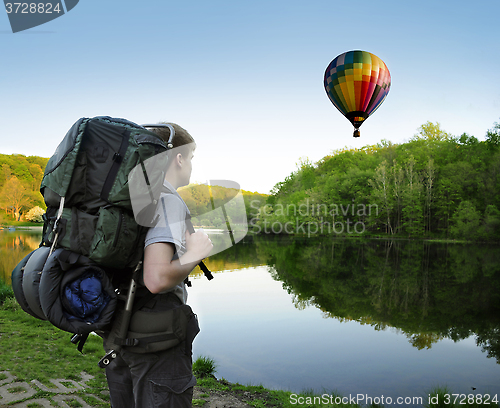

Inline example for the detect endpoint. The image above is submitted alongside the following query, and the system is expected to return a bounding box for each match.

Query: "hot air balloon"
[324,50,391,137]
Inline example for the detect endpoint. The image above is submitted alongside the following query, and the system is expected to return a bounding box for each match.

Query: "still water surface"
[2,230,500,402]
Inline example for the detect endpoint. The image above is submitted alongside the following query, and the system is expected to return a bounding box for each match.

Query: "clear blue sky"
[1,0,498,194]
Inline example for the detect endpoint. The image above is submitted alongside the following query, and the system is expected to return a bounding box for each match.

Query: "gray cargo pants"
[105,344,196,407]
[104,293,198,407]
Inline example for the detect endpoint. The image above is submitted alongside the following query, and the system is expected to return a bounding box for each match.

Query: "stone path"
[0,371,254,407]
[0,370,109,407]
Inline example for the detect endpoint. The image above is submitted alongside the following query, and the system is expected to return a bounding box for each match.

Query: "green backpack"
[40,116,170,270]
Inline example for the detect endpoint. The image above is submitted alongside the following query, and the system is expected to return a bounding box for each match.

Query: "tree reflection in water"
[251,236,500,362]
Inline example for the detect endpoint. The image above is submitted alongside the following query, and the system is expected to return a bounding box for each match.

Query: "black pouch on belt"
[105,292,200,354]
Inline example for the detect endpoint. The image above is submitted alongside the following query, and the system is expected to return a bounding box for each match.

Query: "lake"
[2,229,500,404]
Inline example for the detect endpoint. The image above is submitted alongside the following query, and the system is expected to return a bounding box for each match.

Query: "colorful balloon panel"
[324,50,391,130]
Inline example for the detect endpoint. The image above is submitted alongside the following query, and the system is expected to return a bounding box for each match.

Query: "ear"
[175,152,183,167]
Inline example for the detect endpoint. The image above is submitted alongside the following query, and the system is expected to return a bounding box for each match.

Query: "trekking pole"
[98,262,141,368]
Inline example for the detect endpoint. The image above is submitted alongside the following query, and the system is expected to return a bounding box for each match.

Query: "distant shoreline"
[1,226,248,235]
[0,226,43,231]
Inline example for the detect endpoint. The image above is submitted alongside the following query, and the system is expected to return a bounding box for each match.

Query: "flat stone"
[11,397,54,407]
[31,378,83,393]
[0,381,36,404]
[53,394,93,407]
[78,371,95,388]
[0,370,15,386]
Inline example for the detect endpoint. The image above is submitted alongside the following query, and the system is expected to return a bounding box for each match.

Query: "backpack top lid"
[40,116,167,209]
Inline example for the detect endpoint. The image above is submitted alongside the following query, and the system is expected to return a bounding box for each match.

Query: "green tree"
[401,156,424,236]
[0,163,13,188]
[434,161,479,236]
[480,205,500,240]
[412,121,451,141]
[423,159,436,234]
[0,177,32,220]
[369,160,393,234]
[27,162,44,190]
[486,121,500,150]
[392,160,404,233]
[485,152,500,210]
[450,201,482,239]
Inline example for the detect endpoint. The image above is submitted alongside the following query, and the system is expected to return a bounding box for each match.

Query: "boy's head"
[151,122,196,188]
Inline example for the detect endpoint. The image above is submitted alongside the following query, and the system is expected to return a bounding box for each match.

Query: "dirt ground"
[194,385,254,407]
[193,375,280,407]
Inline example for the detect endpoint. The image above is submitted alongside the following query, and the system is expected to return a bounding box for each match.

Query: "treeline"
[178,183,268,228]
[0,152,268,226]
[0,154,49,221]
[256,121,500,241]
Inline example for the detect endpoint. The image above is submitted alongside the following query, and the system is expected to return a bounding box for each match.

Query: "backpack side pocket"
[89,207,140,268]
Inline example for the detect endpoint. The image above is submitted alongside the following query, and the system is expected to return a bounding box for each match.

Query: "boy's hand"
[185,229,213,261]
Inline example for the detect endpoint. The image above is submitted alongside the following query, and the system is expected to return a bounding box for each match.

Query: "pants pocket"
[149,375,196,408]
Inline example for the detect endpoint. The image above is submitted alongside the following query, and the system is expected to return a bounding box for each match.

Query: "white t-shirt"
[144,180,190,303]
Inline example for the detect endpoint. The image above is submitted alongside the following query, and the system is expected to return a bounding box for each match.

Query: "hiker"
[104,123,213,407]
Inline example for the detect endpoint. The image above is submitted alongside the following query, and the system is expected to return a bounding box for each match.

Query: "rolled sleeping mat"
[11,249,38,319]
[22,246,51,320]
[11,247,51,320]
[39,248,117,335]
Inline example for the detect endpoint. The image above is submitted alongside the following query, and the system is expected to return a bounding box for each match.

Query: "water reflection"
[2,231,500,366]
[0,229,42,283]
[250,236,500,362]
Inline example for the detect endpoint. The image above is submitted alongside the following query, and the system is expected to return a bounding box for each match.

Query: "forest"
[3,119,500,240]
[0,152,268,227]
[254,121,500,241]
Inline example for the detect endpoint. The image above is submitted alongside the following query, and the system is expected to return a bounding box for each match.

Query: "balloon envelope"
[324,50,391,130]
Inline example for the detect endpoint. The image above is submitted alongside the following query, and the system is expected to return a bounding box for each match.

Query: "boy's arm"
[143,230,213,294]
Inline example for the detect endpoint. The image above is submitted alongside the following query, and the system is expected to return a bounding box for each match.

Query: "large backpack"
[40,116,170,269]
[11,117,173,349]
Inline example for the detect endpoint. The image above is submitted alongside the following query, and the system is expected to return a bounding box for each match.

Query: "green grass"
[2,299,498,408]
[0,278,14,304]
[0,298,110,406]
[0,302,354,408]
[193,355,218,378]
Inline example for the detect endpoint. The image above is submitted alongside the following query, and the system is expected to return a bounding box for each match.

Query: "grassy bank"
[1,291,498,407]
[0,296,354,407]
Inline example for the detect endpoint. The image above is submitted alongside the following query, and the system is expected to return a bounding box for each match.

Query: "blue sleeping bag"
[39,248,117,335]
[63,271,110,323]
